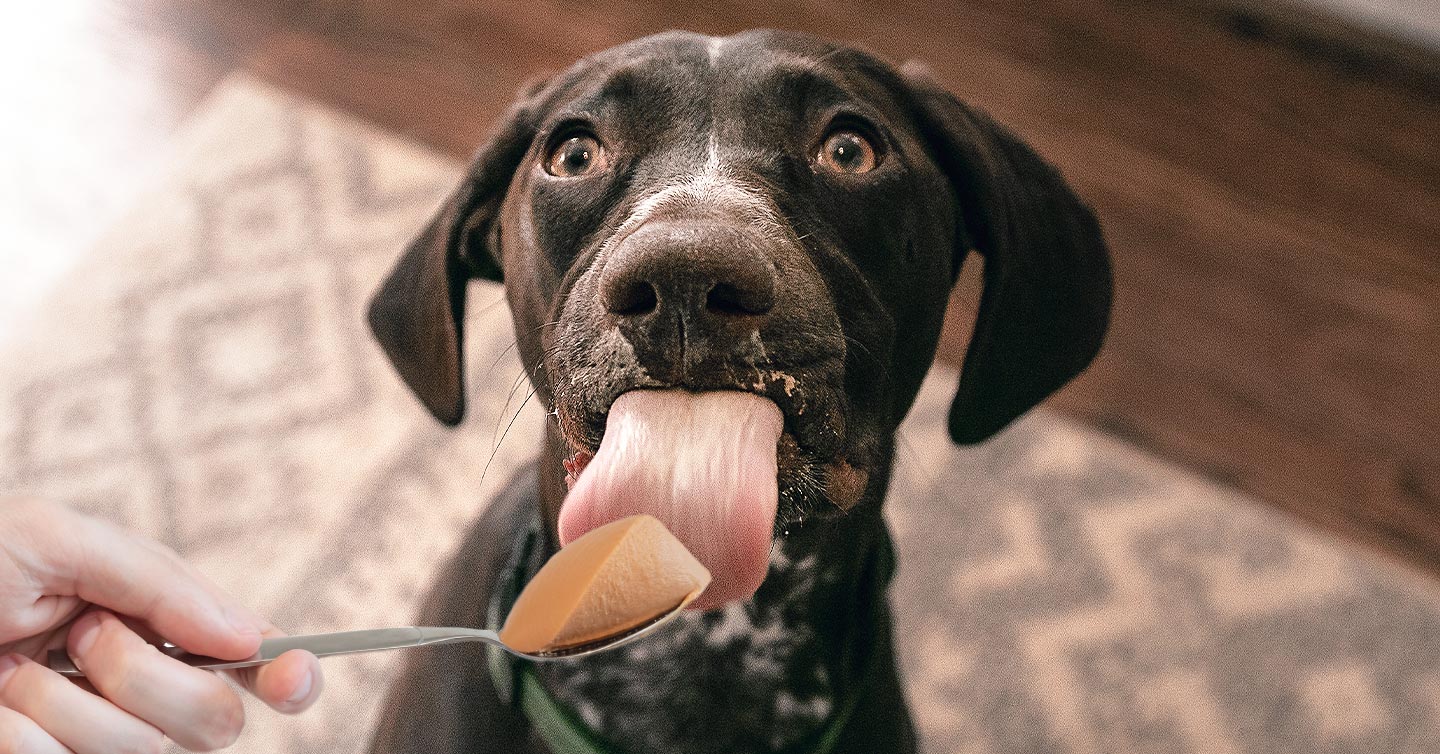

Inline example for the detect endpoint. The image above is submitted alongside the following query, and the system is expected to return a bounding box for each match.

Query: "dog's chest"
[535,541,846,753]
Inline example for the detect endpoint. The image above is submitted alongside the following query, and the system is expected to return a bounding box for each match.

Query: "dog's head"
[369,29,1110,601]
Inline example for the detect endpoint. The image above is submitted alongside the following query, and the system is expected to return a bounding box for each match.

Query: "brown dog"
[366,29,1110,754]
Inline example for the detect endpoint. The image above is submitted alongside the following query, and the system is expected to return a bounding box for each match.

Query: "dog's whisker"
[479,387,538,488]
[482,340,522,381]
[521,320,562,338]
[481,322,566,383]
[841,333,893,389]
[469,292,509,317]
[491,368,532,451]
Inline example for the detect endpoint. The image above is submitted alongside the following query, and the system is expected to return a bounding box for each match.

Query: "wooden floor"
[8,1,1439,573]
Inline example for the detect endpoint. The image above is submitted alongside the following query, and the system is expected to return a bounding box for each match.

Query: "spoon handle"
[47,627,503,678]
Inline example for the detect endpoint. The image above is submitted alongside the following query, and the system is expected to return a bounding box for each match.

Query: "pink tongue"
[558,390,783,610]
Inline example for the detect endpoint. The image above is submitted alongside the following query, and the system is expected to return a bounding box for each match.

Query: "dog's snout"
[596,219,780,380]
[600,221,777,322]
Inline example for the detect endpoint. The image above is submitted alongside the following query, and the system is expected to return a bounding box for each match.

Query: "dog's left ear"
[367,94,544,426]
[901,63,1113,444]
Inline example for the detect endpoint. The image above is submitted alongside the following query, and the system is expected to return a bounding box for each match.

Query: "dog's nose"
[600,221,777,321]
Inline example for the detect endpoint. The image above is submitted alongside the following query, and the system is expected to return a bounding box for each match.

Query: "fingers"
[34,505,263,660]
[230,627,323,715]
[0,707,72,754]
[67,612,244,752]
[0,654,163,754]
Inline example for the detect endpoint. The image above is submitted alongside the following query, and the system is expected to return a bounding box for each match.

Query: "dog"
[364,29,1111,754]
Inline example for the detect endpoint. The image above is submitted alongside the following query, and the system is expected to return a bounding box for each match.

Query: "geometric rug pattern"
[3,77,1440,754]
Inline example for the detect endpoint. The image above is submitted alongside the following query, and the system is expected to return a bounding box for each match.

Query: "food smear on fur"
[559,390,784,610]
[499,515,710,654]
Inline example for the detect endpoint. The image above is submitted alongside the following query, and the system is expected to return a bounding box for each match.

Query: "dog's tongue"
[559,390,783,611]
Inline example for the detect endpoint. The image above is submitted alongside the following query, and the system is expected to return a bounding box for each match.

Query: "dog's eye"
[545,134,605,177]
[815,130,878,175]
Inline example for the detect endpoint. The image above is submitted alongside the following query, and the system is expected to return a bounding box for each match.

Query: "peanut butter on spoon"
[499,514,712,654]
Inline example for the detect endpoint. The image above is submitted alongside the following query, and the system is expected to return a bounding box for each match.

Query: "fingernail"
[69,611,103,660]
[285,668,315,706]
[0,654,21,686]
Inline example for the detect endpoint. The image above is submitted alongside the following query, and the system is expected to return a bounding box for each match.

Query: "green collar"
[487,516,894,754]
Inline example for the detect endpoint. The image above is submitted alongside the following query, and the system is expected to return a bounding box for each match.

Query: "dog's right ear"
[367,94,546,426]
[900,62,1112,445]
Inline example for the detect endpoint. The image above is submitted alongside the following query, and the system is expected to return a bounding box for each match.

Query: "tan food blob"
[499,514,712,654]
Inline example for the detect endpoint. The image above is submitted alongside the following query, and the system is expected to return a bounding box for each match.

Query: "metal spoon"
[47,597,691,678]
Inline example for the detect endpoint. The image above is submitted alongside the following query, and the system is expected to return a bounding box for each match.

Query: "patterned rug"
[4,76,1440,754]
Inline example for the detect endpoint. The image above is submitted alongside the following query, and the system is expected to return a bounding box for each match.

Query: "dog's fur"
[365,29,1111,754]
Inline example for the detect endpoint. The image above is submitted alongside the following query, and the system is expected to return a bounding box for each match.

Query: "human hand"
[0,499,323,752]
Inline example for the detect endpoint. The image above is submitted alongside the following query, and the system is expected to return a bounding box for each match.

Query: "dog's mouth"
[559,388,822,491]
[542,259,863,607]
[553,379,860,610]
[555,366,850,501]
[557,389,784,610]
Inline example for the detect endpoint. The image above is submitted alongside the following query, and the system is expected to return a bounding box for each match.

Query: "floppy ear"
[367,99,541,425]
[902,64,1113,444]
